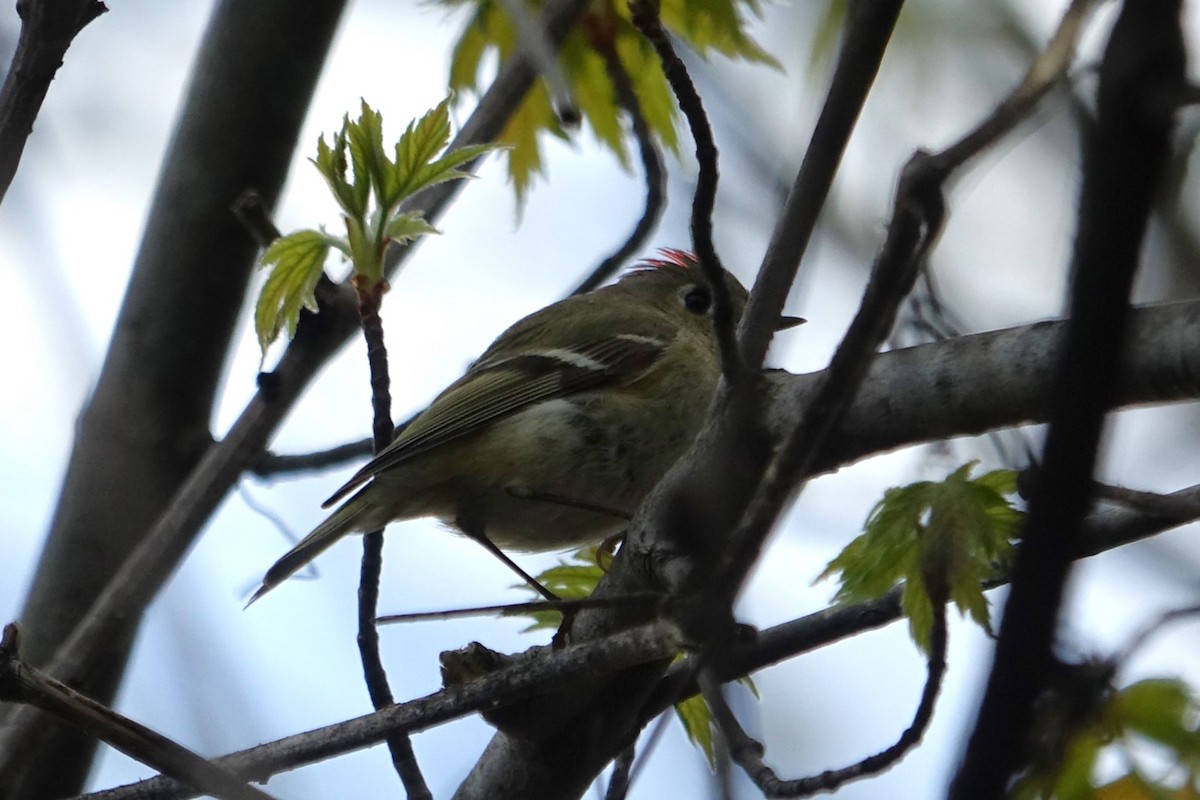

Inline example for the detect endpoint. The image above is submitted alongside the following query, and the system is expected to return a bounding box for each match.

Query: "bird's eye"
[683,286,711,314]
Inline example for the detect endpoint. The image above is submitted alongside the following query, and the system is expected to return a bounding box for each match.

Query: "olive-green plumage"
[249,254,789,604]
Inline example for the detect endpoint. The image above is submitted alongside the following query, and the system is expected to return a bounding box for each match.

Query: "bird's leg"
[456,521,558,603]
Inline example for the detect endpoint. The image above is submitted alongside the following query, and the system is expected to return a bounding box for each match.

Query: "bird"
[248,250,801,605]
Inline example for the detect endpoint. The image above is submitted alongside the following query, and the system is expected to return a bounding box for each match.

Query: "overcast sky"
[3,2,1200,797]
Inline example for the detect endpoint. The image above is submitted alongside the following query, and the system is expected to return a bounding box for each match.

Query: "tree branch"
[0,2,348,795]
[739,0,904,367]
[0,1,594,789]
[76,468,1200,800]
[351,276,431,798]
[703,598,945,796]
[0,0,106,204]
[629,1,742,381]
[72,622,681,800]
[0,625,274,800]
[952,3,1185,794]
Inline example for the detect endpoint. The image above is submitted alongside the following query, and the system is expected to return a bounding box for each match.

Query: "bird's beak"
[775,315,806,331]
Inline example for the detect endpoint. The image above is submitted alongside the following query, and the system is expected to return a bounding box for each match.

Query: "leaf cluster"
[440,0,778,201]
[1015,677,1200,800]
[253,98,495,353]
[819,463,1022,652]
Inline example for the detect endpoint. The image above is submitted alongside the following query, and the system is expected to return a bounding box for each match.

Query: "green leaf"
[676,692,718,769]
[312,127,366,220]
[499,81,560,205]
[345,101,389,212]
[439,0,774,200]
[1114,679,1200,756]
[658,0,780,67]
[508,547,607,631]
[448,6,491,91]
[254,230,335,353]
[389,98,455,205]
[819,464,1022,652]
[384,211,439,244]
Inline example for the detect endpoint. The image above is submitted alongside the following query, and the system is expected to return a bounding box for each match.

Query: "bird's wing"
[321,333,667,508]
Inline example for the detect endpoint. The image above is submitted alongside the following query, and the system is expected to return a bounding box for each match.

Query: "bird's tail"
[246,488,373,607]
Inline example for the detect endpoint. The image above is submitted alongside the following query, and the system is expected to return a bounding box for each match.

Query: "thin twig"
[925,0,1098,178]
[1113,603,1200,669]
[351,277,431,799]
[73,622,682,800]
[603,742,636,800]
[571,27,666,295]
[377,593,661,625]
[739,0,905,367]
[250,438,374,477]
[0,625,274,800]
[628,1,743,381]
[703,601,947,796]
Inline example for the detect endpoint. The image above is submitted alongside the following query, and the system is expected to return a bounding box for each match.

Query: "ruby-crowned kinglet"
[249,251,801,604]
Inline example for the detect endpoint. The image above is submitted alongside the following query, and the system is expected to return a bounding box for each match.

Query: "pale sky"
[3,2,1200,797]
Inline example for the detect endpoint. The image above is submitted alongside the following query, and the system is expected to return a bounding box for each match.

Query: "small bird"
[248,251,801,604]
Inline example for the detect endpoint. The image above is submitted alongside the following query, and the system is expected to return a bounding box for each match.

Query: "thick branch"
[952,3,1185,794]
[0,2,347,795]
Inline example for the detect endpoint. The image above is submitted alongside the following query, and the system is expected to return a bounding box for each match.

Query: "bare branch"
[704,604,946,797]
[628,1,743,381]
[0,0,106,204]
[0,625,274,800]
[740,0,904,367]
[603,743,636,800]
[250,439,375,477]
[571,30,666,295]
[952,3,1186,794]
[349,277,430,797]
[72,622,681,800]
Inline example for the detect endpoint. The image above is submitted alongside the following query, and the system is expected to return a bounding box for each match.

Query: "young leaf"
[254,230,340,353]
[819,464,1022,652]
[254,94,499,350]
[384,212,439,244]
[510,547,607,631]
[344,101,389,212]
[676,692,718,769]
[439,0,775,200]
